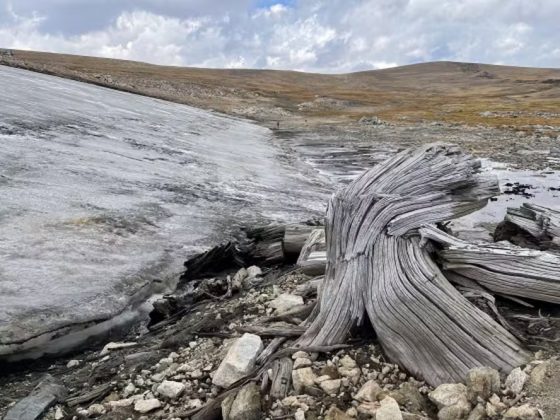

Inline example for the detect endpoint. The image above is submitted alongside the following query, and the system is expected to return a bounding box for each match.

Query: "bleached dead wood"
[296,228,326,275]
[504,203,560,249]
[283,224,316,255]
[297,143,531,386]
[421,224,560,304]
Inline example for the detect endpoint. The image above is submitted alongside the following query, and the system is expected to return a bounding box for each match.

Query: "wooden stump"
[297,143,531,386]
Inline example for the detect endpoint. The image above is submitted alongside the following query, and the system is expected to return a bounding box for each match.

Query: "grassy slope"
[1,49,560,128]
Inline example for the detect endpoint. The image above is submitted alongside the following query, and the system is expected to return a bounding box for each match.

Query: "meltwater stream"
[0,66,329,358]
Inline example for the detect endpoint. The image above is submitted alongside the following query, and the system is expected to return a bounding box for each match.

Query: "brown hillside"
[1,49,559,128]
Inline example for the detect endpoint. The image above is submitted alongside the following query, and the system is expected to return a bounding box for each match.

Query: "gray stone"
[354,380,382,403]
[505,367,528,394]
[292,367,317,394]
[66,360,80,368]
[503,404,540,419]
[269,293,304,314]
[320,379,342,395]
[212,333,263,388]
[246,265,262,278]
[429,383,469,409]
[466,367,500,403]
[156,380,185,399]
[293,357,313,369]
[324,406,353,420]
[133,398,161,413]
[376,396,403,420]
[228,382,261,420]
[467,403,486,420]
[221,394,236,420]
[4,374,67,420]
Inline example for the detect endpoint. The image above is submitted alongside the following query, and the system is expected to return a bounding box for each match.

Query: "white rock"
[295,408,306,420]
[376,396,403,420]
[134,398,161,413]
[88,404,106,416]
[292,367,317,394]
[156,380,185,399]
[212,333,263,388]
[354,380,382,403]
[320,379,341,395]
[293,358,313,370]
[503,404,540,419]
[66,360,80,368]
[246,265,262,278]
[54,407,64,420]
[269,293,304,314]
[429,383,469,409]
[232,268,248,290]
[123,383,136,397]
[339,355,357,369]
[108,398,134,408]
[292,351,311,360]
[100,342,137,356]
[505,367,529,394]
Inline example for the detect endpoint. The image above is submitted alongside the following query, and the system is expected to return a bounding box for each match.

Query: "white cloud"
[1,0,559,72]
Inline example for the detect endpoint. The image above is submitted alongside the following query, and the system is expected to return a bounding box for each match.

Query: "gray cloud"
[1,0,558,72]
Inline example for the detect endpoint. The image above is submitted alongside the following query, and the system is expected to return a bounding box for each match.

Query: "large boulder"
[212,333,263,388]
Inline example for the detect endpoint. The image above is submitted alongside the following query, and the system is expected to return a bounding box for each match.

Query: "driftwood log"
[502,203,560,250]
[297,143,531,386]
[421,224,560,304]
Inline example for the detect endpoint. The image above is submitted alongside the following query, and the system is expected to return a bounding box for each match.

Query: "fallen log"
[283,224,317,256]
[4,374,67,420]
[421,224,560,304]
[296,228,326,276]
[500,203,560,250]
[297,143,531,386]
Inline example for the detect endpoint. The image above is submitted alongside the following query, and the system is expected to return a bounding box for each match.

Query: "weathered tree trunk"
[297,143,531,386]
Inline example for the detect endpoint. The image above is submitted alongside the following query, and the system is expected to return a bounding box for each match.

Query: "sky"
[0,0,559,73]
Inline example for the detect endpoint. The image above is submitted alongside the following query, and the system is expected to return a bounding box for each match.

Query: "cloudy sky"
[1,0,558,73]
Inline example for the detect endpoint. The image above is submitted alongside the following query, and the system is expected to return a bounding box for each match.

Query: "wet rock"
[228,382,261,420]
[324,405,353,419]
[503,404,541,419]
[320,379,342,395]
[4,374,67,420]
[293,367,317,394]
[376,396,403,420]
[354,380,382,402]
[212,333,263,388]
[506,367,529,394]
[269,293,304,314]
[133,398,161,413]
[466,367,500,402]
[156,380,185,399]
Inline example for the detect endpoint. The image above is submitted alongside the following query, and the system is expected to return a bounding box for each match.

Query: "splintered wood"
[297,143,531,386]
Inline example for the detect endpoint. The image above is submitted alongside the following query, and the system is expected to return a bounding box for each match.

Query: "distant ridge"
[1,49,559,128]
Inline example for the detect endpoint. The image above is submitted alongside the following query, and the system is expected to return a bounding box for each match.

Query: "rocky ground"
[1,231,559,420]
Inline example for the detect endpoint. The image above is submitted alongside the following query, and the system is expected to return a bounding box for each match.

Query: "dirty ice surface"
[0,66,328,356]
